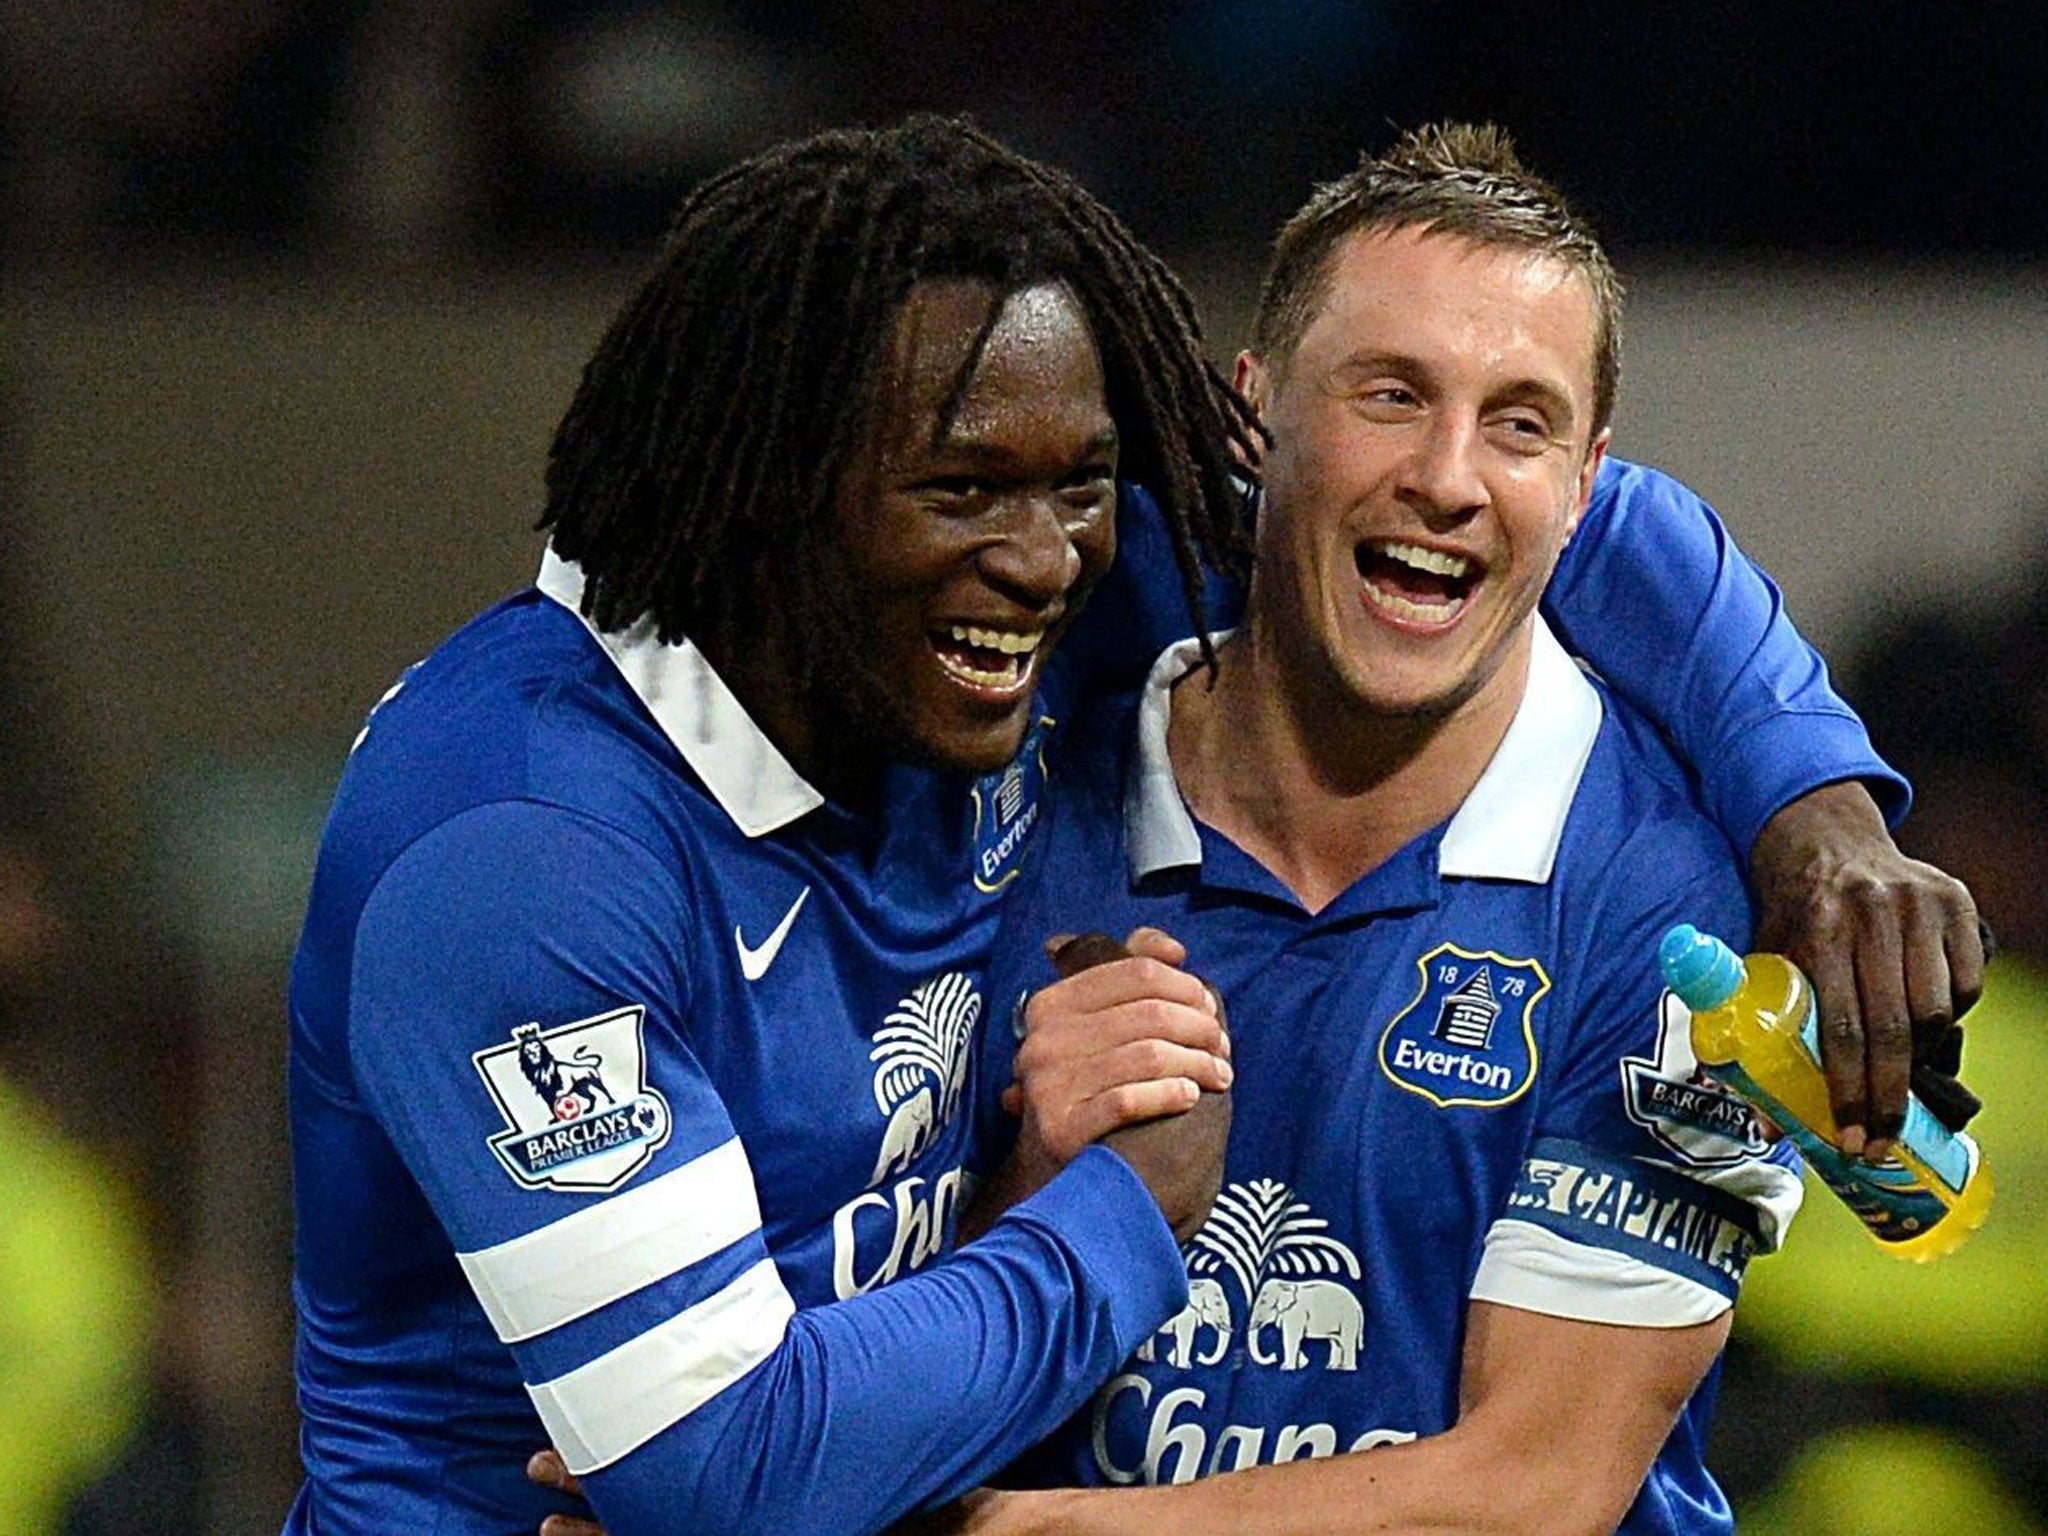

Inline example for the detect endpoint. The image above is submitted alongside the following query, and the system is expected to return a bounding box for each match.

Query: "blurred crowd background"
[3,3,2045,1532]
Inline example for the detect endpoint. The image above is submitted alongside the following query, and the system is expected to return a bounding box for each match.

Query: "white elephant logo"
[1247,1278,1363,1371]
[1136,1276,1232,1367]
[868,973,979,1186]
[871,1085,937,1183]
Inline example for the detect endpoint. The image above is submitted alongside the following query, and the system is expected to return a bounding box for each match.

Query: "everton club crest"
[970,714,1054,893]
[472,1007,672,1192]
[1378,943,1547,1109]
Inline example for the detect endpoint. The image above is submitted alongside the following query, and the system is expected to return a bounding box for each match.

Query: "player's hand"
[1006,926,1230,1158]
[527,1449,603,1536]
[956,928,1229,1244]
[1028,928,1232,1243]
[1750,780,1986,1159]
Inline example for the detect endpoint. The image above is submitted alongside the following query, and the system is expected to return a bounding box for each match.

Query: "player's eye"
[1352,384,1422,420]
[917,476,995,508]
[1487,412,1555,454]
[1056,462,1116,501]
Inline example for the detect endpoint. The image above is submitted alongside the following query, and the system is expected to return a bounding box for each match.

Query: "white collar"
[536,549,825,837]
[1125,618,1603,886]
[1436,620,1604,882]
[1124,632,1215,878]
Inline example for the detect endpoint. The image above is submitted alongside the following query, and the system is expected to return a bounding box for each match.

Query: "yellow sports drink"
[1658,924,1991,1262]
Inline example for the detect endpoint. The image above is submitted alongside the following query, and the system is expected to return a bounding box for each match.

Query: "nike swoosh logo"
[735,888,810,982]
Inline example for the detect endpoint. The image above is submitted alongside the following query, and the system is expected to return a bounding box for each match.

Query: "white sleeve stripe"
[458,1138,764,1343]
[527,1255,795,1475]
[1471,1219,1732,1328]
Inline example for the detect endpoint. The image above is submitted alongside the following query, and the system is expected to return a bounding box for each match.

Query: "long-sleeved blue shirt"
[282,460,1897,1536]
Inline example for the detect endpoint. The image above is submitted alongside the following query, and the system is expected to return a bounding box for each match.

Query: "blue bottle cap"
[1659,924,1746,1010]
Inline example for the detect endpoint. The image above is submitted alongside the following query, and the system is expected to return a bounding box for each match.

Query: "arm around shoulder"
[1545,457,1907,850]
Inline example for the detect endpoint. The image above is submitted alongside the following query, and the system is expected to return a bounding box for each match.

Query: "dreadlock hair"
[1254,122,1623,436]
[540,115,1264,670]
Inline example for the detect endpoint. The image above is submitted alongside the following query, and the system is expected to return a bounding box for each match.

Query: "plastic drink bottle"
[1658,924,1991,1262]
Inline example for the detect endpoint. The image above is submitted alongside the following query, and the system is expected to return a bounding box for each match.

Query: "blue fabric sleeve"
[591,1147,1182,1536]
[1544,456,1909,852]
[1520,756,1804,1295]
[1546,843,1759,1168]
[349,800,1186,1536]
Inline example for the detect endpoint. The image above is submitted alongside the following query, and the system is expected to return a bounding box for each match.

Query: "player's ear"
[1564,428,1611,542]
[1233,351,1269,418]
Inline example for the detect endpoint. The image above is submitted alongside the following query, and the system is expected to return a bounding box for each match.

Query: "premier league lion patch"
[472,1007,672,1192]
[970,714,1054,893]
[1378,943,1547,1109]
[1621,990,1773,1166]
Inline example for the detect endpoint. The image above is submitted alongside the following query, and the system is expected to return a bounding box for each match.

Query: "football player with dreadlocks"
[286,116,1256,1536]
[284,116,1973,1536]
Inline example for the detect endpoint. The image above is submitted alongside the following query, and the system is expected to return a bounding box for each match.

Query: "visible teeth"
[948,624,1042,656]
[1363,585,1466,622]
[935,651,1027,689]
[1375,541,1472,579]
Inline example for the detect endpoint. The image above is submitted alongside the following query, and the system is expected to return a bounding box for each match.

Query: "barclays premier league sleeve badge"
[1377,943,1546,1109]
[471,1007,672,1192]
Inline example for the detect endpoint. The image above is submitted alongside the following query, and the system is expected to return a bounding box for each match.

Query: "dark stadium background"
[4,4,2045,1531]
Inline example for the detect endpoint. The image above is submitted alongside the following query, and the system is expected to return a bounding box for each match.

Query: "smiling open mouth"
[930,623,1045,692]
[1356,539,1478,624]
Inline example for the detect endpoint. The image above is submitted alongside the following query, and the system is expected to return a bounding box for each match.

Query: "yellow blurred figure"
[1737,1424,2043,1536]
[0,1070,155,1531]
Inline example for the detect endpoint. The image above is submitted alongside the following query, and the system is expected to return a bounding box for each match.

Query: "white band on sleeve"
[459,1138,764,1342]
[528,1255,797,1474]
[1471,1219,1732,1328]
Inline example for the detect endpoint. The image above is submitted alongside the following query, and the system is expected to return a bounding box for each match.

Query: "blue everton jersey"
[283,552,1188,1536]
[980,624,1805,1533]
[285,460,1887,1536]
